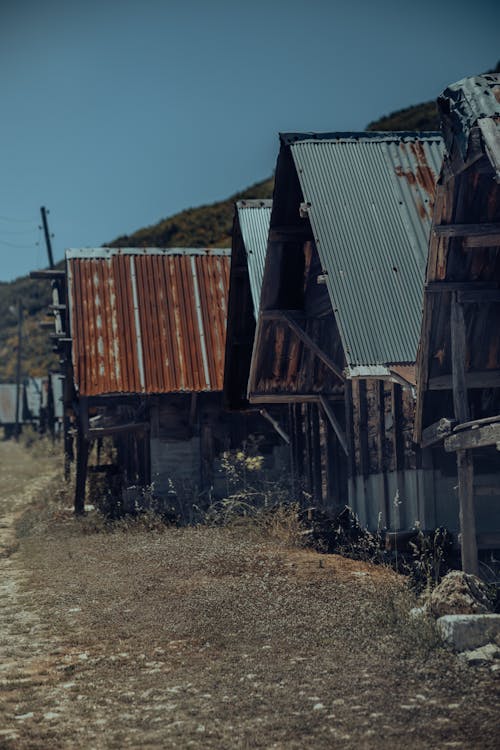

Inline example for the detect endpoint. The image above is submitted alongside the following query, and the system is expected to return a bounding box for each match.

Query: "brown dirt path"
[0,441,499,749]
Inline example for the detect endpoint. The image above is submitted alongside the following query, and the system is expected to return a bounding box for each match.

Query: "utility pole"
[14,300,23,442]
[40,206,55,268]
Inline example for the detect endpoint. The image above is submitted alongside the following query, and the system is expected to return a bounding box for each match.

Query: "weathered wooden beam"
[450,292,478,576]
[456,449,479,575]
[249,393,321,404]
[458,289,500,304]
[463,234,500,249]
[433,222,500,238]
[445,422,500,452]
[421,417,457,448]
[86,422,150,439]
[358,380,369,478]
[268,226,313,243]
[424,281,497,293]
[428,370,500,390]
[30,269,66,279]
[392,383,404,473]
[280,312,345,382]
[259,409,290,445]
[319,395,348,456]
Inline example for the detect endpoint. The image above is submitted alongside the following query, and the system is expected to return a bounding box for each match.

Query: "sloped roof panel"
[236,200,272,318]
[67,248,230,396]
[288,133,444,366]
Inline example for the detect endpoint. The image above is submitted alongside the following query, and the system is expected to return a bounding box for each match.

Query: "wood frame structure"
[415,74,500,573]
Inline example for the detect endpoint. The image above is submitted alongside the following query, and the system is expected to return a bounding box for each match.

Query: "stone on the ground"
[427,571,493,618]
[458,643,500,666]
[437,614,500,651]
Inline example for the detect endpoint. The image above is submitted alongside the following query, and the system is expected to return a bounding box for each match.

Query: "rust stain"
[493,86,500,104]
[69,250,231,396]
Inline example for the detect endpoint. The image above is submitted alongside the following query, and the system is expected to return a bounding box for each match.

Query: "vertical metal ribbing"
[190,255,211,388]
[129,256,146,392]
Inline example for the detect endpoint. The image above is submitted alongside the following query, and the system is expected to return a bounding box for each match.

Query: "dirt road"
[0,441,498,749]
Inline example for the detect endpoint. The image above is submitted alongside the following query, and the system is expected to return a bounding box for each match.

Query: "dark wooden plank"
[433,222,500,238]
[249,393,321,404]
[457,449,479,575]
[86,422,150,439]
[464,234,500,249]
[450,292,470,424]
[268,226,313,243]
[421,417,457,448]
[444,422,500,452]
[344,380,355,479]
[454,414,500,432]
[428,370,500,390]
[311,404,323,505]
[458,290,500,304]
[358,380,369,478]
[392,384,404,472]
[424,281,497,293]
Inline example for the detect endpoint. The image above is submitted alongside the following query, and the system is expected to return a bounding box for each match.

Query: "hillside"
[110,178,274,249]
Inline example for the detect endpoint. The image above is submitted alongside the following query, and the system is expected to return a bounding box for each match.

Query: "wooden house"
[415,74,500,572]
[45,246,271,516]
[223,199,291,461]
[248,131,446,529]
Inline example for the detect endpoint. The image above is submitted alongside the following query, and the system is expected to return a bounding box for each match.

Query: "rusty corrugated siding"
[67,248,230,396]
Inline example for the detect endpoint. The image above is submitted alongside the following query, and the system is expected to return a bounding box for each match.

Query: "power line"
[0,238,40,248]
[0,214,38,224]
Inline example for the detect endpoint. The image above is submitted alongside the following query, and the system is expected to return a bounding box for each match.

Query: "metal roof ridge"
[280,131,442,146]
[66,247,231,259]
[236,199,273,209]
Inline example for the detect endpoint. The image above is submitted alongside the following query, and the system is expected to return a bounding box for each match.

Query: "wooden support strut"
[450,292,478,576]
[319,395,348,456]
[268,311,345,382]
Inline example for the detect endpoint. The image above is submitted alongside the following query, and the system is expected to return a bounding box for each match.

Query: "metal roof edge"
[236,199,273,210]
[280,131,442,146]
[66,247,231,259]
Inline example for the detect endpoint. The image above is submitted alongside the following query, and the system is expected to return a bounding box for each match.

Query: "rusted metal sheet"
[66,248,230,396]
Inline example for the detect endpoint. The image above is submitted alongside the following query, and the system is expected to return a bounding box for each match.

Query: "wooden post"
[74,427,89,515]
[358,380,369,477]
[311,404,323,506]
[344,381,355,479]
[14,300,23,442]
[451,292,478,575]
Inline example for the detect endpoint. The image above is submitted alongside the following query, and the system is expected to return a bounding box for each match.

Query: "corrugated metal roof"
[67,248,231,396]
[0,384,22,424]
[287,132,444,367]
[438,74,500,158]
[236,200,272,318]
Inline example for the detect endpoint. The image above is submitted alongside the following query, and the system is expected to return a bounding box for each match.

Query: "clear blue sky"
[1,0,499,281]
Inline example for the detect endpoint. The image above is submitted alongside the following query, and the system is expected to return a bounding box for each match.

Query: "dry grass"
[0,442,499,749]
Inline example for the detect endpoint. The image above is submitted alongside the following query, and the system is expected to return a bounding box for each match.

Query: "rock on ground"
[427,570,494,618]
